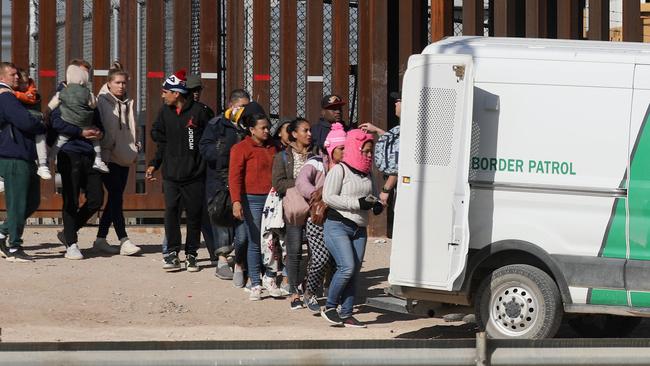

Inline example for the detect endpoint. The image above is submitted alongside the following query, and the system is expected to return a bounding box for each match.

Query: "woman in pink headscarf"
[320,129,384,328]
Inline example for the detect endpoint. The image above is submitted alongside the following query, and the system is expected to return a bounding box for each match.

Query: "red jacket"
[228,136,279,203]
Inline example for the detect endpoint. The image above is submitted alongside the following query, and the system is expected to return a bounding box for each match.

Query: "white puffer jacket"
[97,83,137,167]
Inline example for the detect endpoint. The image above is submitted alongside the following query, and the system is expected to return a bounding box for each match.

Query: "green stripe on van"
[600,198,627,259]
[590,289,628,306]
[630,292,650,307]
[628,109,650,261]
[594,109,650,306]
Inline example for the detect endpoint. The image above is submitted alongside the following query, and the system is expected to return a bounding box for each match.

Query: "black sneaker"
[163,252,181,271]
[320,307,343,325]
[341,315,366,328]
[5,247,34,263]
[186,254,199,272]
[0,236,7,258]
[290,297,304,310]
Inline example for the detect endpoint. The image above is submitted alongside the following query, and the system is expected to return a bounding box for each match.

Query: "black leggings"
[57,151,104,245]
[285,223,304,294]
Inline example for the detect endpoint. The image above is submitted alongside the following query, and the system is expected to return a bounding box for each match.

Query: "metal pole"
[475,332,487,366]
[112,0,119,61]
[135,0,142,119]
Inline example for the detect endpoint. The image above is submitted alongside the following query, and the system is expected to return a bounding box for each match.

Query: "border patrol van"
[387,36,650,339]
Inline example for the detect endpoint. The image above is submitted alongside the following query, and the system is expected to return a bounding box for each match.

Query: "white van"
[386,36,650,339]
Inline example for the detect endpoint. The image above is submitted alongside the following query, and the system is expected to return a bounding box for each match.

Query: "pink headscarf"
[342,129,374,174]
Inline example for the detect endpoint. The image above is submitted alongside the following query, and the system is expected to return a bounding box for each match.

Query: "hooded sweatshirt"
[149,98,209,183]
[56,65,97,128]
[97,83,137,167]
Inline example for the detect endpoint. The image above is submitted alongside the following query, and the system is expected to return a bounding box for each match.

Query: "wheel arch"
[461,240,572,305]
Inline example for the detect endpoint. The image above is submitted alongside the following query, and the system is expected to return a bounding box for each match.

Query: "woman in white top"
[321,129,383,328]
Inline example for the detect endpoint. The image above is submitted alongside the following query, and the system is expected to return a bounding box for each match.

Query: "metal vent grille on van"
[415,87,457,166]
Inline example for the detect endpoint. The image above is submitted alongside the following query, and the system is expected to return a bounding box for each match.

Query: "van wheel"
[475,264,563,339]
[568,315,641,338]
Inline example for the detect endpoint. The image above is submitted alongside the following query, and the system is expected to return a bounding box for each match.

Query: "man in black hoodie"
[146,69,211,272]
[0,62,47,262]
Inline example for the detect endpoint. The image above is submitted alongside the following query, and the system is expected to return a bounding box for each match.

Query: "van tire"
[567,315,642,338]
[475,264,563,339]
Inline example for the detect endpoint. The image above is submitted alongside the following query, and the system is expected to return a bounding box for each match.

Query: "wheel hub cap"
[490,285,538,336]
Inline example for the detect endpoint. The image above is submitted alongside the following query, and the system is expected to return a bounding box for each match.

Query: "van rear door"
[388,54,474,291]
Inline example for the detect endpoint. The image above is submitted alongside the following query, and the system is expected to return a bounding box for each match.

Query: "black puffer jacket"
[199,115,247,200]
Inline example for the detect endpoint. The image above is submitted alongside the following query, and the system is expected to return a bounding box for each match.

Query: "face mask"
[358,155,373,174]
[225,106,244,123]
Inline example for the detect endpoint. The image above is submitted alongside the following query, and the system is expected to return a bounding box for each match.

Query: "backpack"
[374,125,400,175]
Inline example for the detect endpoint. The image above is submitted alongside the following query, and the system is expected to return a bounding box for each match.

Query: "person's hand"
[359,122,385,135]
[145,166,157,181]
[82,128,101,140]
[232,201,244,221]
[379,191,390,205]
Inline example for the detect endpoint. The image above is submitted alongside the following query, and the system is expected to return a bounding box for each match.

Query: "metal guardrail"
[3,336,650,366]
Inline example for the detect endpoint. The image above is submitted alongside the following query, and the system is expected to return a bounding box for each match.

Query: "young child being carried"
[14,68,52,179]
[49,64,109,173]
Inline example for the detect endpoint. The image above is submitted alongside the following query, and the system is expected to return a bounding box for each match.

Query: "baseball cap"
[271,116,293,138]
[321,94,346,110]
[186,75,202,90]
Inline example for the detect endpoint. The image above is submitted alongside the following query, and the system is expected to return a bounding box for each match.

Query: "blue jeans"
[231,220,248,266]
[242,194,271,287]
[323,219,367,318]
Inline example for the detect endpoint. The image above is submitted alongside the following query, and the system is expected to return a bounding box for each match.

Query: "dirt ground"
[0,227,476,342]
[3,227,650,342]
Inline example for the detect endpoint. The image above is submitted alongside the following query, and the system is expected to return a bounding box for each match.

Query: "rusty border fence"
[0,0,644,235]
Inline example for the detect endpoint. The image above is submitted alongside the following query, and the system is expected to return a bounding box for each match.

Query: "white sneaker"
[93,237,120,254]
[65,243,84,260]
[249,285,262,301]
[93,159,110,173]
[119,238,141,256]
[37,165,52,180]
[262,275,283,298]
[0,179,4,193]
